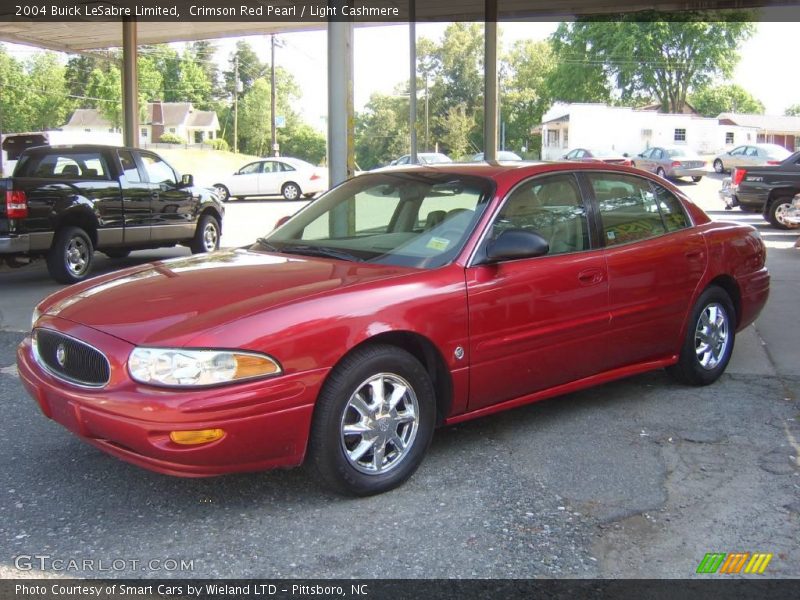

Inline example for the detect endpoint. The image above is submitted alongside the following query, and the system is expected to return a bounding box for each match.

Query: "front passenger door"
[137,151,195,242]
[465,173,610,411]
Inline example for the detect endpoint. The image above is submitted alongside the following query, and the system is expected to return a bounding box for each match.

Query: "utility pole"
[424,72,429,153]
[233,55,239,154]
[270,34,278,157]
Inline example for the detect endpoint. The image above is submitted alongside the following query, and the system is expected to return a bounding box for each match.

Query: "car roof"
[22,144,135,153]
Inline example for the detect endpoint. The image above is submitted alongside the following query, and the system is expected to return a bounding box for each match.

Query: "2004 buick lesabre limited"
[17,162,769,496]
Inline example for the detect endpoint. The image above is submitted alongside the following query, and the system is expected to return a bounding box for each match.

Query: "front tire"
[308,344,436,496]
[667,286,735,386]
[190,214,221,254]
[691,176,703,183]
[46,226,94,284]
[713,159,724,174]
[282,182,301,200]
[766,195,799,230]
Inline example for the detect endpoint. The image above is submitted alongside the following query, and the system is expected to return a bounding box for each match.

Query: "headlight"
[31,306,42,330]
[128,348,282,387]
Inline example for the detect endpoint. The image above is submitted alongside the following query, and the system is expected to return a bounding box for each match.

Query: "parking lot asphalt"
[0,174,797,578]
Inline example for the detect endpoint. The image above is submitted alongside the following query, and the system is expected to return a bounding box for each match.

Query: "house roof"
[65,108,114,128]
[64,103,219,130]
[717,113,800,133]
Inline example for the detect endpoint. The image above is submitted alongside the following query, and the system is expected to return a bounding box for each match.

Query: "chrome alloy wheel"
[66,236,90,275]
[202,222,218,251]
[774,201,798,228]
[340,373,419,475]
[694,302,730,370]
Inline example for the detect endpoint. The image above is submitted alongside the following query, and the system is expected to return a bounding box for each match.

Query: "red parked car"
[17,162,769,496]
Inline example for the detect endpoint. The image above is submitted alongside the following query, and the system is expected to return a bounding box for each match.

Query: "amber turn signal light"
[169,429,225,445]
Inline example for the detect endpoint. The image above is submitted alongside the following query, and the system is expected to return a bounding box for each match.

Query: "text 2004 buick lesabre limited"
[17,162,769,496]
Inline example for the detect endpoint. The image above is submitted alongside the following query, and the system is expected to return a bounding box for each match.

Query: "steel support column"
[122,18,139,148]
[327,19,354,188]
[483,0,498,161]
[409,6,417,163]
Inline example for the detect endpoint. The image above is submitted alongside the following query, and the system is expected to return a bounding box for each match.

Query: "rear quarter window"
[15,152,111,180]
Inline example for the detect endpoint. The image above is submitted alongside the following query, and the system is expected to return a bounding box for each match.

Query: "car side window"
[118,150,141,183]
[653,149,663,160]
[589,173,667,246]
[730,146,745,156]
[745,147,759,157]
[239,162,262,175]
[140,154,177,185]
[653,183,690,232]
[493,173,589,256]
[18,152,110,179]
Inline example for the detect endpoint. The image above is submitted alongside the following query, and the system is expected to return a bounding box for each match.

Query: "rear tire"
[212,184,230,202]
[308,344,436,496]
[691,176,703,183]
[46,226,94,284]
[656,167,666,178]
[713,159,724,174]
[667,286,735,386]
[766,195,799,230]
[282,182,301,200]
[190,214,221,254]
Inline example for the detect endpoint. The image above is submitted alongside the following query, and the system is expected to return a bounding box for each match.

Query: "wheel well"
[768,188,797,204]
[342,332,453,425]
[707,275,742,328]
[200,207,222,228]
[283,181,300,191]
[56,212,98,247]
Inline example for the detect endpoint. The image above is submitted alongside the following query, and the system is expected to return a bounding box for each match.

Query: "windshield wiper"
[280,244,364,262]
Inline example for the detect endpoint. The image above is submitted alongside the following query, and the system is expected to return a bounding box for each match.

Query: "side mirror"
[486,229,549,262]
[179,173,193,188]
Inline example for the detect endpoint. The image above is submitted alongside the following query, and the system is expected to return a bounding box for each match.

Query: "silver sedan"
[631,146,708,182]
[712,143,791,174]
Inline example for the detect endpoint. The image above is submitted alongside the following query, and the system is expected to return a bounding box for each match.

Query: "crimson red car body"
[17,162,769,493]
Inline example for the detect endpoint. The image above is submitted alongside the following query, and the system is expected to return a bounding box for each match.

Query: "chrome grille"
[34,329,110,387]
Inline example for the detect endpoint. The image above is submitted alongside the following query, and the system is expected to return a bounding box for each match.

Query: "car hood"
[40,249,416,346]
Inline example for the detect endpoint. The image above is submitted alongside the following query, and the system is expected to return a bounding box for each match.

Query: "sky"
[4,16,799,130]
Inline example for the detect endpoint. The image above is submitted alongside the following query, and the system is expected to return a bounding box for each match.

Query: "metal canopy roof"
[1,0,792,52]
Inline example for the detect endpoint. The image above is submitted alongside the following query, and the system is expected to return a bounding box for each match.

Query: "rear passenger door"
[466,172,610,410]
[584,172,706,368]
[117,149,152,244]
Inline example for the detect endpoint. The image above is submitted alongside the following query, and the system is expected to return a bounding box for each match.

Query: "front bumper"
[17,317,327,477]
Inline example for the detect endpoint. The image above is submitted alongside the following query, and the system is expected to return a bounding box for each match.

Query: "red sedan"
[17,163,769,496]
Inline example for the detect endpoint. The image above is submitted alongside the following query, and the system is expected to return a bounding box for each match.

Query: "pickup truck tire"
[103,249,131,259]
[766,195,799,230]
[667,286,735,386]
[47,226,94,284]
[190,214,220,254]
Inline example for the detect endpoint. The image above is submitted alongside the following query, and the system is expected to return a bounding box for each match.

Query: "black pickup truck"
[722,150,800,229]
[1,144,224,283]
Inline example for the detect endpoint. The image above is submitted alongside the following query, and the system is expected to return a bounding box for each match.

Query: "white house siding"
[541,103,757,160]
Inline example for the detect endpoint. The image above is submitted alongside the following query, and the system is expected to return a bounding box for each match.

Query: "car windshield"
[258,172,493,269]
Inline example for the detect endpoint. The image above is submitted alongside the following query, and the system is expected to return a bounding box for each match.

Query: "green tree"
[237,68,301,156]
[190,40,221,95]
[784,104,800,117]
[26,52,74,130]
[549,14,754,112]
[690,84,764,116]
[437,104,474,159]
[280,121,326,165]
[0,45,32,132]
[224,40,267,96]
[355,92,409,169]
[547,22,613,104]
[64,52,109,102]
[501,39,556,155]
[86,65,122,128]
[171,49,212,108]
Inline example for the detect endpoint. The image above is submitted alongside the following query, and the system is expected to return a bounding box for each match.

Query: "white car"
[213,157,327,202]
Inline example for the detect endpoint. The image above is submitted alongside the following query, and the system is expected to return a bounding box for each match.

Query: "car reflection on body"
[18,162,769,496]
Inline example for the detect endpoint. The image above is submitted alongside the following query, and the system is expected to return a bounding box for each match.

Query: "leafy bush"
[208,138,229,151]
[159,132,184,144]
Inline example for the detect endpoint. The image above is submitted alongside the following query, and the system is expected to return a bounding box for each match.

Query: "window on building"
[674,129,686,142]
[563,130,569,148]
[547,130,559,148]
[169,128,176,133]
[84,129,91,133]
[725,132,734,145]
[141,128,148,138]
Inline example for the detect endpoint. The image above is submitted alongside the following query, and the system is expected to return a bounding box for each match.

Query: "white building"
[539,103,758,160]
[63,102,220,146]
